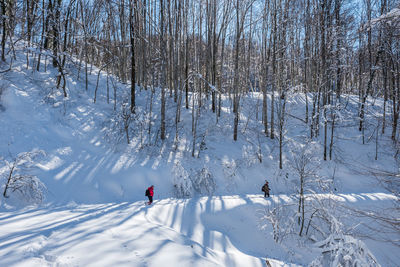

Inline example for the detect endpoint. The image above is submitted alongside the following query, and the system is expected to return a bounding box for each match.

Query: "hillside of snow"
[0,45,399,266]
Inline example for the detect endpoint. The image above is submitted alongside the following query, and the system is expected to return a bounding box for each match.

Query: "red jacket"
[148,186,154,197]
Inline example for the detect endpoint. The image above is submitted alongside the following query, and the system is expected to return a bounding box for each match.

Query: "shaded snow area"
[0,44,399,266]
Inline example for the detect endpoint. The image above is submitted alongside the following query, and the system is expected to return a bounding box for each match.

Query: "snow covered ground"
[0,44,399,266]
[0,193,396,267]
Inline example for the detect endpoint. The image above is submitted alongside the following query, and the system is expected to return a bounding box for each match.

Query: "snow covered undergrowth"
[0,44,399,266]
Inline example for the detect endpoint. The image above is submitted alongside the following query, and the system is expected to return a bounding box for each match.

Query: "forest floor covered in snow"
[0,44,399,266]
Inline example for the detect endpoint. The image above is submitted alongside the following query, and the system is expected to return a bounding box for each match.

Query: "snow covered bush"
[172,162,193,198]
[262,192,381,266]
[172,163,216,197]
[261,203,298,243]
[242,143,261,167]
[102,110,128,145]
[222,158,239,192]
[1,150,46,204]
[103,100,152,148]
[309,234,380,267]
[103,102,137,145]
[191,166,216,195]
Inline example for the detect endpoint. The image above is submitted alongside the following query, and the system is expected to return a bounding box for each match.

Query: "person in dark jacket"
[146,185,154,205]
[262,181,270,198]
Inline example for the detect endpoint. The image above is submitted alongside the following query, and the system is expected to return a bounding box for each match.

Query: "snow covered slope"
[0,44,398,266]
[1,45,397,204]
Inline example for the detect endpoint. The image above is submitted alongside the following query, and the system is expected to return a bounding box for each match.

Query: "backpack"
[262,183,270,192]
[145,189,150,196]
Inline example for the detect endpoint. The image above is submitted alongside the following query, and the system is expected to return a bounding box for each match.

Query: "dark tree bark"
[160,0,166,140]
[129,0,136,113]
[0,0,6,61]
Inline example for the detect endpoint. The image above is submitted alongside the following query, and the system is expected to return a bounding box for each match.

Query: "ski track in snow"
[0,192,396,267]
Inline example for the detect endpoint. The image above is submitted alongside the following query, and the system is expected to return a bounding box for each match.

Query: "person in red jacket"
[146,185,154,205]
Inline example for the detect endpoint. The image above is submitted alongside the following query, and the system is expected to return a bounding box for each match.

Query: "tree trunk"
[160,0,166,141]
[233,0,240,141]
[52,0,61,68]
[129,0,136,113]
[0,0,6,61]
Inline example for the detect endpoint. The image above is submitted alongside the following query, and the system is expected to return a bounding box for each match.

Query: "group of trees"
[1,2,398,258]
[0,0,399,161]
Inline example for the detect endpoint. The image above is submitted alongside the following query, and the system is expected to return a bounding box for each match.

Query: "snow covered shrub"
[172,162,193,198]
[102,113,125,145]
[1,150,46,204]
[172,164,216,197]
[242,144,260,167]
[103,100,150,148]
[103,102,134,145]
[222,158,238,177]
[261,203,298,243]
[261,197,380,266]
[191,166,216,195]
[222,158,239,192]
[309,234,380,267]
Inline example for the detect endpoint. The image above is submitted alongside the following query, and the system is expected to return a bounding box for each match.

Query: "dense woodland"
[1,0,399,161]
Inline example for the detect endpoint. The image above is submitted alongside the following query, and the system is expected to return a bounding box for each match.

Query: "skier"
[145,185,154,205]
[262,180,270,198]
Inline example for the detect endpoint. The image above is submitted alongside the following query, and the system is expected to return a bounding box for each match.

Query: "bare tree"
[232,0,254,141]
[289,144,320,236]
[160,0,166,141]
[129,0,137,113]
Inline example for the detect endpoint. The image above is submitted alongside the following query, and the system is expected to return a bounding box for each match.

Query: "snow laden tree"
[309,229,380,266]
[262,142,329,240]
[172,161,216,197]
[290,143,321,236]
[172,161,192,198]
[1,150,46,204]
[260,142,382,265]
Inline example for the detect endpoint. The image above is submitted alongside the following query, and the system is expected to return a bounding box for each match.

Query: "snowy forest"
[0,0,399,266]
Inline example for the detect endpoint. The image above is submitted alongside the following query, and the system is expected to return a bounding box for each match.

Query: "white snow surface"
[0,193,396,267]
[0,44,399,266]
